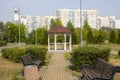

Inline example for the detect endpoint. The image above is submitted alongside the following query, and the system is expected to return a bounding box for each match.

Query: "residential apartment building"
[97,16,116,29]
[13,8,120,33]
[13,8,57,32]
[56,9,99,29]
[115,19,120,29]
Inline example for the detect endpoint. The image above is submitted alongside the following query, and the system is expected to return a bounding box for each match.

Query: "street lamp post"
[80,0,83,46]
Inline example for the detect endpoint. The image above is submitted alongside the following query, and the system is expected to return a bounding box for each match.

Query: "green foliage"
[117,29,120,44]
[66,21,77,44]
[100,26,112,32]
[2,47,25,62]
[86,29,94,43]
[56,18,62,26]
[75,28,80,44]
[50,18,63,29]
[0,41,7,46]
[56,34,64,43]
[71,46,111,70]
[25,46,47,64]
[109,29,117,43]
[1,46,47,63]
[26,27,47,45]
[50,19,57,29]
[93,30,107,44]
[3,22,26,43]
[83,20,91,30]
[64,53,72,60]
[82,28,88,41]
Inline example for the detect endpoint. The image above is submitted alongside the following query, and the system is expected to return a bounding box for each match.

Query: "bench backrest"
[21,54,33,66]
[95,58,115,79]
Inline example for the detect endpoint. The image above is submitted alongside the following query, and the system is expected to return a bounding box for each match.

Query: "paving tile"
[42,53,73,80]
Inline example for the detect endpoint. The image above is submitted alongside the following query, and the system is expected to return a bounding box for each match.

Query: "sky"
[0,0,120,23]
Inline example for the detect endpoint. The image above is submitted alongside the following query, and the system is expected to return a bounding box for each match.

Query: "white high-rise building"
[115,19,120,29]
[20,15,57,32]
[97,16,116,29]
[87,10,99,29]
[56,9,99,29]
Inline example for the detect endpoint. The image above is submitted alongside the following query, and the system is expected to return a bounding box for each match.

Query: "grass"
[64,52,72,60]
[0,56,24,80]
[45,53,52,65]
[73,43,120,50]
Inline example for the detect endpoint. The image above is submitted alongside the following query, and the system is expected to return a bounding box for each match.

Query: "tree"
[86,29,94,43]
[117,29,120,44]
[75,28,80,44]
[49,18,63,29]
[0,22,4,31]
[66,21,77,44]
[100,26,112,32]
[83,20,91,30]
[26,27,47,45]
[3,22,26,42]
[0,22,4,40]
[50,19,57,29]
[109,29,117,43]
[56,18,62,26]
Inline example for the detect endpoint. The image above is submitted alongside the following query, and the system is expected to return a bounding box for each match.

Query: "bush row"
[1,46,47,64]
[71,46,111,70]
[0,41,7,46]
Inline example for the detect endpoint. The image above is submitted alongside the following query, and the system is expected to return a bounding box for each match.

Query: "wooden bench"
[79,58,120,80]
[21,54,42,69]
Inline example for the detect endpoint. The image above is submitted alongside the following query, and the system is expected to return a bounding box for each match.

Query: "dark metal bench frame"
[21,54,41,69]
[79,58,120,80]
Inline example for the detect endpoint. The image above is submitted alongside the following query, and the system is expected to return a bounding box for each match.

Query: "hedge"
[2,47,25,62]
[0,41,7,46]
[71,46,111,70]
[1,46,47,63]
[25,46,47,64]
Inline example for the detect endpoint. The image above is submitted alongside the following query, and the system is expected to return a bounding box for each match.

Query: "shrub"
[0,41,7,46]
[71,46,111,70]
[1,46,47,63]
[25,46,47,64]
[2,47,25,62]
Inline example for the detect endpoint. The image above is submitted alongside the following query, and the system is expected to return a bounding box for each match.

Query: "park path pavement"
[42,53,74,80]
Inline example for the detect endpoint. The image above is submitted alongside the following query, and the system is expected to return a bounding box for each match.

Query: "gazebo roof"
[48,26,71,34]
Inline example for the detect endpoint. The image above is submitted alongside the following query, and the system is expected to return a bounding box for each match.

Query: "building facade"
[56,9,99,29]
[13,8,120,33]
[97,16,116,29]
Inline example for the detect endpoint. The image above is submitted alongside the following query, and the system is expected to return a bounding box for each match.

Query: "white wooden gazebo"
[48,26,72,52]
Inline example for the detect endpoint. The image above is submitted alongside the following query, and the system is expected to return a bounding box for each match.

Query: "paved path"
[42,53,73,80]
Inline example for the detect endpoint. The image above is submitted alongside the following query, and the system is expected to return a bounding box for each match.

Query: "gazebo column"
[48,34,50,51]
[54,33,57,51]
[64,33,66,51]
[69,34,72,51]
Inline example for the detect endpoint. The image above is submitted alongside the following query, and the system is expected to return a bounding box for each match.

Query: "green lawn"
[73,43,120,50]
[0,57,24,80]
